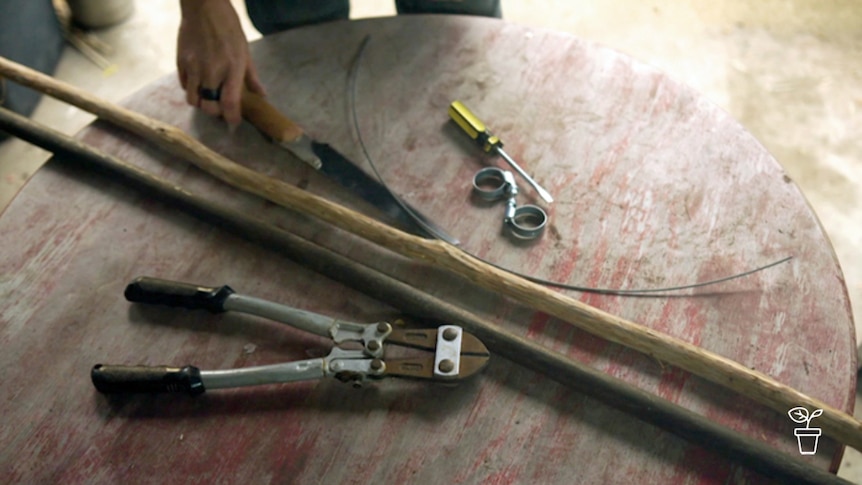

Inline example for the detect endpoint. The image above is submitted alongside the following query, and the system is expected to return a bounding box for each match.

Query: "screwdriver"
[448,100,554,204]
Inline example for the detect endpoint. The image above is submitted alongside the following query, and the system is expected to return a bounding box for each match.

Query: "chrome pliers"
[91,277,490,395]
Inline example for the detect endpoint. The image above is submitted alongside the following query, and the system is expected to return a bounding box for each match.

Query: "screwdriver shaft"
[496,147,554,204]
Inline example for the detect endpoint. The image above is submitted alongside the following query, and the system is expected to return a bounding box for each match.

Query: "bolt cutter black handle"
[124,276,234,313]
[91,364,205,395]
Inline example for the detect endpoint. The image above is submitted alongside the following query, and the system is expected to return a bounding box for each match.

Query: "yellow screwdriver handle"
[448,100,501,153]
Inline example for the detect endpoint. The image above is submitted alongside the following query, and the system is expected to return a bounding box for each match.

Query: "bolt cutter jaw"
[379,325,490,381]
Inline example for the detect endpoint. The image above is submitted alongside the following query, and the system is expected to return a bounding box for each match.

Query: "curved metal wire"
[347,35,792,296]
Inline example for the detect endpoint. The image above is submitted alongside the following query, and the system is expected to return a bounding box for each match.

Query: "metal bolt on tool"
[434,325,464,379]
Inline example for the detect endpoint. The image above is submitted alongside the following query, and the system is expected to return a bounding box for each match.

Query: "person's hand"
[177,0,266,128]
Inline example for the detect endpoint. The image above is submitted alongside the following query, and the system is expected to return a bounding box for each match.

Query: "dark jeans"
[246,0,501,35]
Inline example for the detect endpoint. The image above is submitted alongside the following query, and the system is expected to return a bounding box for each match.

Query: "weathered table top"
[0,16,855,484]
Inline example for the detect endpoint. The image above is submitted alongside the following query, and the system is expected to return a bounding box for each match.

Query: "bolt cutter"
[91,276,490,395]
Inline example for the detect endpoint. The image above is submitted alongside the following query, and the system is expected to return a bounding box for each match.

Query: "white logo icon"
[788,407,823,455]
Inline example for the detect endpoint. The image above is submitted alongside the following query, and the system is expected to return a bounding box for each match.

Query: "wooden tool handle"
[240,89,305,143]
[2,55,861,453]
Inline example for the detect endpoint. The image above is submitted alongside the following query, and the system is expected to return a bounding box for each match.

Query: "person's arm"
[176,0,265,128]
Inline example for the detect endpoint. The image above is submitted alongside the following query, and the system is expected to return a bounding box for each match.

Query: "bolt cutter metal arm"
[91,347,383,395]
[200,346,386,389]
[224,293,391,352]
[91,359,330,394]
[201,359,327,389]
[125,276,373,342]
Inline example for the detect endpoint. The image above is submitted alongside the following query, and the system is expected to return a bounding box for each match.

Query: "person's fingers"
[219,65,244,127]
[185,69,202,107]
[178,67,188,90]
[176,0,252,128]
[245,59,266,97]
[198,68,225,117]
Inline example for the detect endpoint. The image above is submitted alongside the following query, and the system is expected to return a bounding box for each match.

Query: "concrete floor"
[0,0,859,481]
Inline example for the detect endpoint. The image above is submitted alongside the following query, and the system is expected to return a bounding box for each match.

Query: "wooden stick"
[0,106,850,485]
[1,56,860,453]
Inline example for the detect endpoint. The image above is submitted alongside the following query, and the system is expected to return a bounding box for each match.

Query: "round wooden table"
[0,16,855,484]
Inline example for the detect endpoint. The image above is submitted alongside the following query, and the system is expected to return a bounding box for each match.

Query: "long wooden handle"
[0,105,847,484]
[1,55,859,452]
[240,89,304,143]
